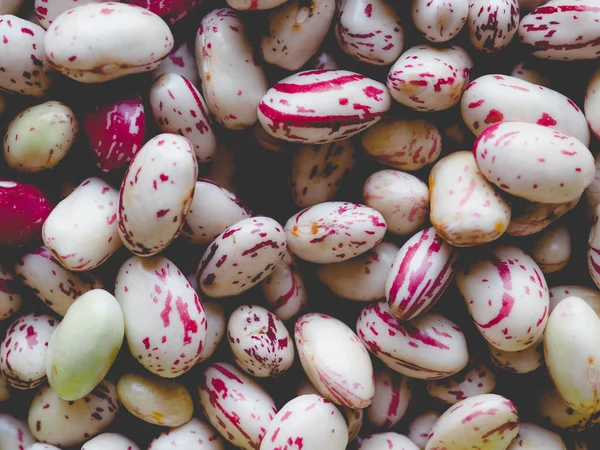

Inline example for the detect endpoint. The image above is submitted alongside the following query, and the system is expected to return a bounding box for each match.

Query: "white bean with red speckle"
[584,153,600,218]
[467,0,520,52]
[291,139,356,209]
[35,0,101,29]
[426,394,519,450]
[261,0,335,70]
[457,245,549,352]
[510,60,550,86]
[506,422,566,450]
[474,121,595,203]
[4,101,77,173]
[313,51,340,70]
[15,246,103,317]
[367,368,412,429]
[198,362,278,450]
[28,380,119,447]
[488,334,544,374]
[507,196,579,236]
[295,313,375,409]
[356,301,469,380]
[152,41,199,85]
[549,285,600,315]
[0,16,52,96]
[117,134,197,257]
[538,384,599,431]
[181,179,251,245]
[386,226,456,321]
[284,201,387,264]
[261,394,348,450]
[408,411,440,449]
[0,414,35,449]
[227,304,294,377]
[150,73,217,162]
[81,433,140,450]
[588,204,600,289]
[117,372,193,427]
[519,0,600,60]
[196,8,268,129]
[115,256,208,378]
[196,298,226,363]
[585,68,600,140]
[0,313,57,390]
[361,118,442,171]
[148,418,225,450]
[411,0,469,42]
[43,177,122,272]
[359,432,419,450]
[426,358,496,405]
[387,45,473,112]
[363,170,429,236]
[258,69,391,144]
[461,74,591,146]
[544,296,600,414]
[227,0,288,10]
[0,264,21,321]
[260,250,307,320]
[531,223,571,273]
[44,3,173,83]
[335,0,404,65]
[197,216,286,298]
[26,444,61,450]
[429,151,511,247]
[317,241,399,302]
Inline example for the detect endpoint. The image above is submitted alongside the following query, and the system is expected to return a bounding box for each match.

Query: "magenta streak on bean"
[273,74,366,94]
[259,103,381,128]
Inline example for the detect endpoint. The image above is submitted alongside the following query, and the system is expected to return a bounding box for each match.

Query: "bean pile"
[0,0,599,448]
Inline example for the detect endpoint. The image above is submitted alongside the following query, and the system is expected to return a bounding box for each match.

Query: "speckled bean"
[425,394,519,450]
[198,299,226,363]
[506,196,579,236]
[474,121,595,203]
[0,414,35,449]
[296,313,375,408]
[429,151,511,247]
[363,170,429,235]
[488,334,544,374]
[538,384,599,431]
[44,3,174,83]
[387,45,473,112]
[15,246,104,317]
[588,204,600,289]
[461,74,590,146]
[360,432,419,450]
[549,285,600,315]
[81,433,141,450]
[361,118,442,171]
[317,241,399,302]
[4,101,77,172]
[386,227,456,321]
[227,0,287,10]
[467,0,520,52]
[408,411,440,449]
[262,0,335,70]
[35,0,103,29]
[367,368,412,429]
[0,312,57,389]
[506,422,566,449]
[43,177,122,271]
[148,418,225,449]
[291,139,356,208]
[150,73,218,162]
[584,153,600,217]
[117,134,197,256]
[122,0,197,24]
[544,296,600,414]
[313,51,340,70]
[335,0,404,65]
[28,380,119,447]
[152,41,199,85]
[284,201,387,263]
[0,264,21,320]
[261,394,348,450]
[510,60,550,86]
[531,223,571,273]
[196,8,268,129]
[426,358,496,404]
[585,68,600,141]
[412,0,469,42]
[117,372,193,426]
[258,70,391,144]
[357,301,469,379]
[198,362,278,450]
[26,444,62,450]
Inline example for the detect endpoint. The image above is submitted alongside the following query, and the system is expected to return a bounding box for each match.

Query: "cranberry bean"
[467,0,520,52]
[531,223,571,273]
[412,0,469,42]
[367,368,412,429]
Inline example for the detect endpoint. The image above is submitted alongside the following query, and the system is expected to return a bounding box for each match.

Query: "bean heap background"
[0,0,599,448]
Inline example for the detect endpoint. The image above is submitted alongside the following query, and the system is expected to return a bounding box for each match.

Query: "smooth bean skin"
[412,0,469,42]
[357,301,469,380]
[148,418,225,450]
[197,299,226,363]
[429,151,511,247]
[0,264,21,321]
[361,118,442,171]
[151,41,199,85]
[363,170,429,236]
[367,368,412,429]
[467,0,520,52]
[507,196,579,236]
[295,313,375,409]
[531,224,571,273]
[584,152,600,218]
[506,422,566,450]
[588,203,600,290]
[44,3,174,83]
[488,334,544,374]
[473,121,595,203]
[544,296,600,414]
[0,414,35,449]
[35,0,101,29]
[426,358,496,405]
[408,411,440,449]
[549,285,600,315]
[317,241,399,302]
[227,0,288,10]
[260,394,348,450]
[81,433,141,450]
[510,60,551,86]
[585,68,600,139]
[425,394,519,450]
[456,245,549,352]
[538,384,599,431]
[359,432,419,450]
[461,74,590,146]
